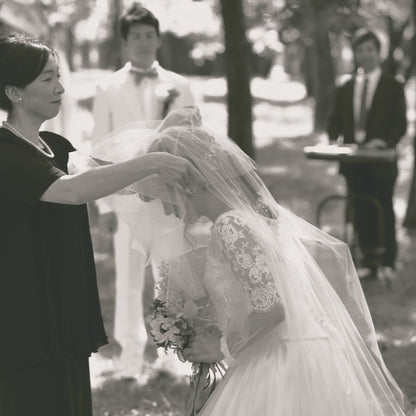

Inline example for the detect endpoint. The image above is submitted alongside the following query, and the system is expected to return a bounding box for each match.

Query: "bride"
[80,107,405,415]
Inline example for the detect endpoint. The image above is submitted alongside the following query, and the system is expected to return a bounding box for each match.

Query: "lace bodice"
[208,211,281,314]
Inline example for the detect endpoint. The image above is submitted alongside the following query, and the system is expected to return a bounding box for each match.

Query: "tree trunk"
[65,27,74,71]
[80,42,91,68]
[108,0,122,69]
[403,138,416,228]
[302,44,314,97]
[382,15,409,77]
[309,13,335,132]
[219,0,254,158]
[98,39,115,69]
[403,0,416,228]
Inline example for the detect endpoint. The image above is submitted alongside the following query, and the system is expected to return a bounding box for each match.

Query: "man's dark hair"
[352,28,381,52]
[120,3,160,40]
[0,33,54,112]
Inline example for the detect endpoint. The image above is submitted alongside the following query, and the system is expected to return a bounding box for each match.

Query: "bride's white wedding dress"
[199,209,403,416]
[70,107,405,416]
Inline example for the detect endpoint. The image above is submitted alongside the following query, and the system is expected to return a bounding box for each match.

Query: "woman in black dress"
[0,34,198,416]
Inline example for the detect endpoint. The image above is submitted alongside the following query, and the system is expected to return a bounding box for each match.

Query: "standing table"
[304,144,397,266]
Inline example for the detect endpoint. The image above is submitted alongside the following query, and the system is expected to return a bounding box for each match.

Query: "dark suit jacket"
[327,72,407,178]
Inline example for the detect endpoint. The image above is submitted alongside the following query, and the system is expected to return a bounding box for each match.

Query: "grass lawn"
[68,73,416,415]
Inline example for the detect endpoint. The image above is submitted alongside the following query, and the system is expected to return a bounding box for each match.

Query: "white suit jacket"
[91,62,195,145]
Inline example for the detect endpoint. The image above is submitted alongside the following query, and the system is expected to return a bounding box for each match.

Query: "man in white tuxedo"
[91,3,194,378]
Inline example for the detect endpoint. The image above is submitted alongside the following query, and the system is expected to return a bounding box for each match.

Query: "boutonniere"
[155,83,180,118]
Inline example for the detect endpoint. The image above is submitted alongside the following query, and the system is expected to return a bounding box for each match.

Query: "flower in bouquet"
[148,297,195,361]
[155,82,180,118]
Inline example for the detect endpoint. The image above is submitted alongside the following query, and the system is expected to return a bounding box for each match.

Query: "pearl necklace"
[2,121,55,159]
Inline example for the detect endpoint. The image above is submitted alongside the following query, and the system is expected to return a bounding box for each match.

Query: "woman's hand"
[151,152,205,192]
[183,331,224,363]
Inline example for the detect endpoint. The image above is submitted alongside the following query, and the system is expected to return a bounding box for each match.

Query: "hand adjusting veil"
[70,107,404,414]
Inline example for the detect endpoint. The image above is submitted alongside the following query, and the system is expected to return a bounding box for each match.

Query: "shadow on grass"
[92,370,189,416]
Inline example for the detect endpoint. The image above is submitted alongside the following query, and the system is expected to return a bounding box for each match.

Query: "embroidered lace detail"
[212,213,281,312]
[155,261,169,303]
[155,261,185,312]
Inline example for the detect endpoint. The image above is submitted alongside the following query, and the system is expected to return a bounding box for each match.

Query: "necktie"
[131,67,158,84]
[356,76,368,137]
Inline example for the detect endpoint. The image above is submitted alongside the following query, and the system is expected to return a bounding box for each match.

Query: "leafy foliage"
[360,0,412,25]
[139,0,220,37]
[40,0,95,26]
[244,0,413,43]
[273,0,362,41]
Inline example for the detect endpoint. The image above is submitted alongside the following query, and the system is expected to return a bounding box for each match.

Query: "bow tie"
[131,67,158,84]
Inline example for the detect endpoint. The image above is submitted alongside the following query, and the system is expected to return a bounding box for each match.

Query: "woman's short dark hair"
[120,2,160,40]
[0,34,53,112]
[352,29,381,52]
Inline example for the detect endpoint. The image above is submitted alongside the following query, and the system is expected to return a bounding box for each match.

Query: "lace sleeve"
[213,213,281,312]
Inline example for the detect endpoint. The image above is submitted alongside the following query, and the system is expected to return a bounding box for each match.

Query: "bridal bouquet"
[148,297,195,361]
[148,263,225,415]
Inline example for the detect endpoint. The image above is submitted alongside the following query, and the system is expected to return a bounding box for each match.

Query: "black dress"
[0,129,107,415]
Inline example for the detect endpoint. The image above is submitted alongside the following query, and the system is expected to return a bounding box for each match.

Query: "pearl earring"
[17,97,22,102]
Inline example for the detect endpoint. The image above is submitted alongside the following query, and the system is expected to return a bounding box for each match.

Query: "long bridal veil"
[70,107,405,414]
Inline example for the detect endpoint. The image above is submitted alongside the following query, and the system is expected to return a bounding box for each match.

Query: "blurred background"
[1,0,415,149]
[1,0,415,415]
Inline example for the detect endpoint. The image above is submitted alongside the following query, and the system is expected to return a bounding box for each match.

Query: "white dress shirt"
[353,66,381,142]
[131,61,161,120]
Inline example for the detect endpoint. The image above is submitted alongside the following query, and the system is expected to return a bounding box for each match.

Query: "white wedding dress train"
[200,333,389,416]
[198,210,404,416]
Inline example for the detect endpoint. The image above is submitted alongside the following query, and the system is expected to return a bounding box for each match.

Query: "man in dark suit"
[327,29,407,278]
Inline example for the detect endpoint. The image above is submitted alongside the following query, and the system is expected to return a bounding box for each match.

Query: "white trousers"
[113,219,149,377]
